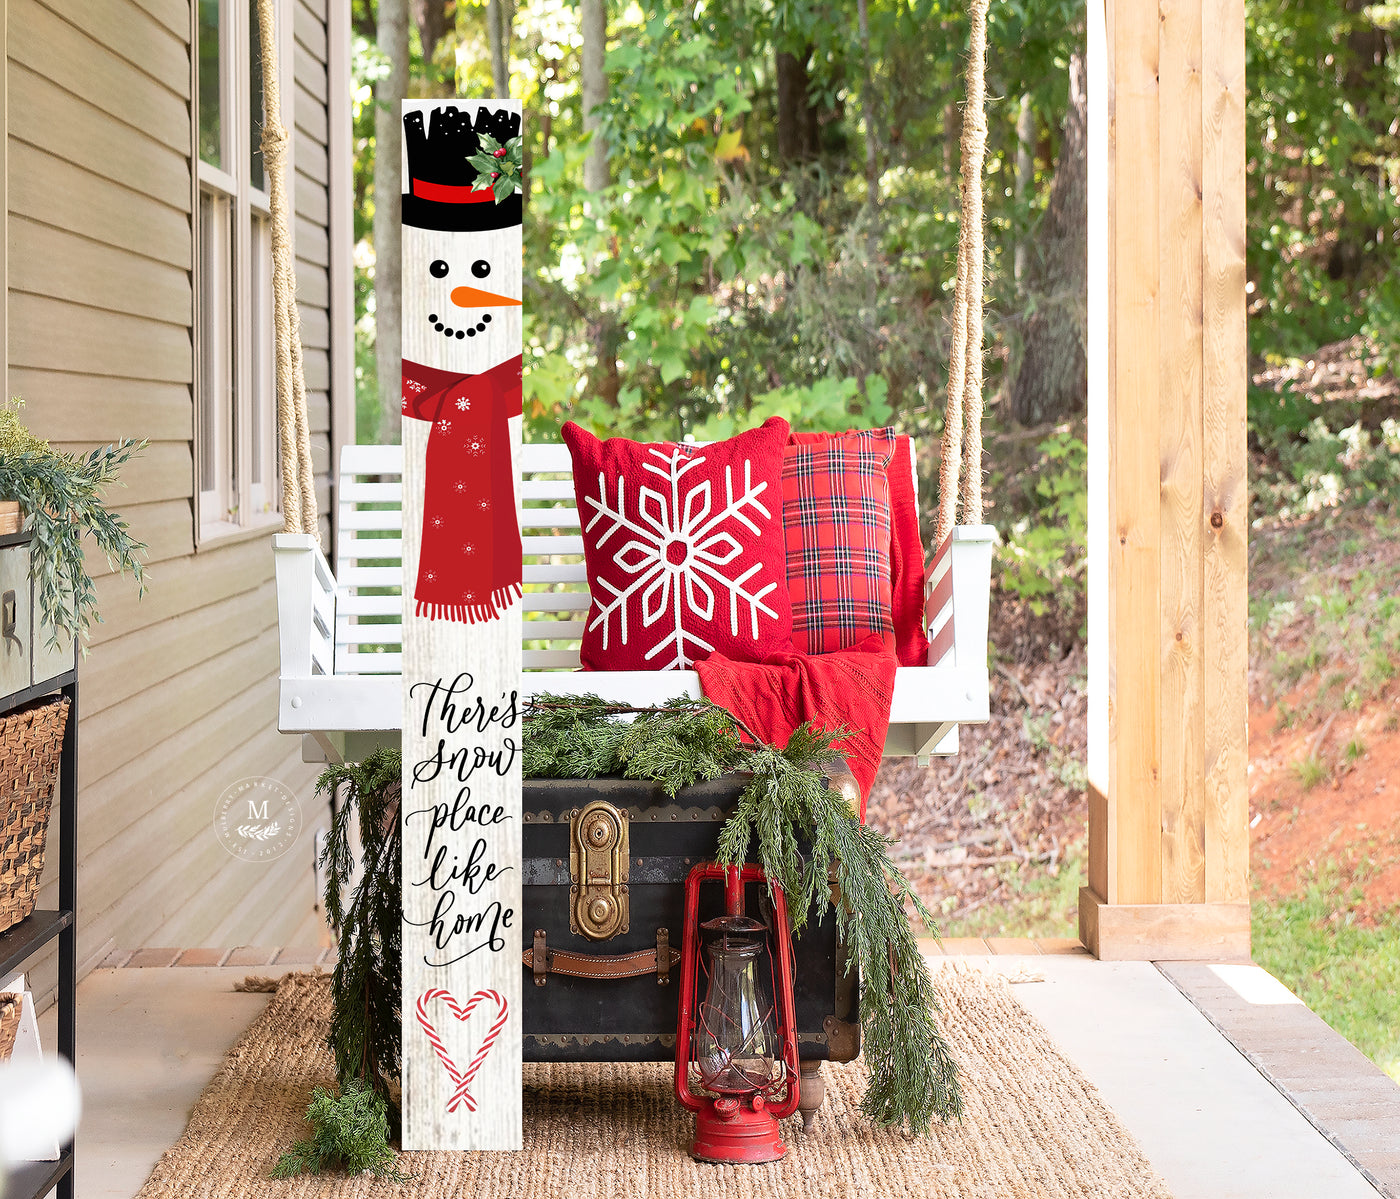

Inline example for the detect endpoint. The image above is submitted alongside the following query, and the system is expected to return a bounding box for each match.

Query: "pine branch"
[522,694,963,1131]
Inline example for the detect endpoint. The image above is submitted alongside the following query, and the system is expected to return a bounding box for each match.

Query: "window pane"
[198,0,222,168]
[198,193,218,491]
[198,191,234,516]
[249,0,266,191]
[250,215,271,489]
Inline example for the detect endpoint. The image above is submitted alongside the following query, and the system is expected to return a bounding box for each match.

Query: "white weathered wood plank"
[400,99,523,1151]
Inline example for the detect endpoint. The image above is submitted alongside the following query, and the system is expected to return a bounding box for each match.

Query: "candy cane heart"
[415,988,510,1114]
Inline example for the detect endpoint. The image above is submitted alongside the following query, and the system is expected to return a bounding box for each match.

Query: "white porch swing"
[266,0,996,766]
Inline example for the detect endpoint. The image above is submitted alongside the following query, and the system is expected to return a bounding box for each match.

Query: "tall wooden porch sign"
[400,98,524,1150]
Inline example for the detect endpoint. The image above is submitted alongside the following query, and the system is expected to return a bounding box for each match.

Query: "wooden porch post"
[1081,0,1250,960]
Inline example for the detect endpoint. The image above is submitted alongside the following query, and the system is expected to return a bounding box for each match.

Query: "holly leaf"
[478,131,502,154]
[468,153,499,174]
[492,173,516,203]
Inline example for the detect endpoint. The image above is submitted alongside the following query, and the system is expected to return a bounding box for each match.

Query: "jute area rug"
[136,964,1172,1198]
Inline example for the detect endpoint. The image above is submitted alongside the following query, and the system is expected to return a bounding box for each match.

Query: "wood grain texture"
[8,215,192,325]
[9,0,189,153]
[400,99,524,1151]
[1,0,349,985]
[7,61,191,209]
[1109,0,1162,906]
[1086,0,1248,953]
[9,292,192,382]
[1157,0,1206,905]
[1201,0,1249,904]
[7,141,193,268]
[1078,887,1249,961]
[38,0,190,98]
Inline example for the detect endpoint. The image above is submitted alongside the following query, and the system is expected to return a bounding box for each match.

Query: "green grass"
[930,847,1084,941]
[1253,876,1400,1083]
[1291,754,1329,790]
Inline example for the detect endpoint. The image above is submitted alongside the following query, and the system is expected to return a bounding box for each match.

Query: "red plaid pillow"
[790,430,928,665]
[783,430,896,654]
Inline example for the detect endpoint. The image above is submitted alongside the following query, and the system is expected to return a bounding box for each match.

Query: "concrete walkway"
[32,954,1385,1199]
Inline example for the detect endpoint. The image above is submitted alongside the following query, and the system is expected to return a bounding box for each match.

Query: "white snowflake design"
[477,498,491,512]
[581,447,779,670]
[456,397,472,411]
[438,419,452,433]
[462,542,477,555]
[431,516,445,529]
[455,480,469,493]
[465,436,486,457]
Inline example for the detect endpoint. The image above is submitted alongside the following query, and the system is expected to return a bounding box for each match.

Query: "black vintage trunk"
[521,775,859,1064]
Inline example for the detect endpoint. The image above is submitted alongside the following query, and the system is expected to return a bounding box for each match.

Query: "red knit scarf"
[401,354,523,623]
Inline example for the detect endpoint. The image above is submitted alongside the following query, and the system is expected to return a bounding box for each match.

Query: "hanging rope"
[257,0,320,544]
[935,0,990,548]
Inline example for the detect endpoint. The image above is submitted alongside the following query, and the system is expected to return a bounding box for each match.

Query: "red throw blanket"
[696,635,896,819]
[401,354,523,622]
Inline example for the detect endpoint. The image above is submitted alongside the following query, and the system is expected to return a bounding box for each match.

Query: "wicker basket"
[0,695,70,936]
[0,994,20,1062]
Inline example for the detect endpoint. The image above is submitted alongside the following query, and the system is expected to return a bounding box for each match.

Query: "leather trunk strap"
[522,944,681,981]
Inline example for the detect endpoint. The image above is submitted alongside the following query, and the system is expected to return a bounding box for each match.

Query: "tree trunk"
[411,0,454,95]
[1014,93,1034,282]
[374,0,411,442]
[776,49,819,165]
[857,0,878,208]
[581,0,608,191]
[1009,50,1088,427]
[487,0,511,98]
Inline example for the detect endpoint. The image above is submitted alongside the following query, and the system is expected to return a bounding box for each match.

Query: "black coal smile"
[427,312,493,340]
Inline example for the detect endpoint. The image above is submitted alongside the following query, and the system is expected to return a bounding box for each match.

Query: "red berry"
[494,147,508,158]
[491,171,500,179]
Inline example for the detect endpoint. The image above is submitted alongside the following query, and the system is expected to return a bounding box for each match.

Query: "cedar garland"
[523,694,963,1132]
[313,698,963,1140]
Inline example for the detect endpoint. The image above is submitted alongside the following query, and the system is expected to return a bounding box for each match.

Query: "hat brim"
[401,191,523,232]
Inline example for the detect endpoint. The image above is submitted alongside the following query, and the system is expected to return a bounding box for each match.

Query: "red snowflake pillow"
[783,429,896,655]
[562,417,793,670]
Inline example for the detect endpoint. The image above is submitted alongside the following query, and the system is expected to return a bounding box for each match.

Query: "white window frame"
[194,0,290,543]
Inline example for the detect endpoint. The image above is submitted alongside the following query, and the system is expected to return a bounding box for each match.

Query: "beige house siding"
[4,0,351,999]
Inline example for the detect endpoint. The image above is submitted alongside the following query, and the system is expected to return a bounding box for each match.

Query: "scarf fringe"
[415,583,523,625]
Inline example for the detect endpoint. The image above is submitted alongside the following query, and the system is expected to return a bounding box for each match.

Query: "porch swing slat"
[275,442,994,763]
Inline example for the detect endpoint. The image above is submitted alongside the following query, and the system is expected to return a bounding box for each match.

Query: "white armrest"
[948,524,995,669]
[273,533,337,679]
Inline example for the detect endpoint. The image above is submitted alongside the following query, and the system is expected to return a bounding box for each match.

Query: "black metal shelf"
[0,673,77,719]
[0,652,77,1199]
[0,910,73,983]
[7,1147,73,1199]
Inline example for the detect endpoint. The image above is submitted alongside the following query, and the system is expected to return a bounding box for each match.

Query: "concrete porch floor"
[28,953,1396,1199]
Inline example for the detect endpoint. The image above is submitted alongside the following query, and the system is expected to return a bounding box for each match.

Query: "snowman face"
[401,224,522,374]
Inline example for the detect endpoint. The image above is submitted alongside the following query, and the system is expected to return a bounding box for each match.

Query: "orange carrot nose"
[450,285,521,308]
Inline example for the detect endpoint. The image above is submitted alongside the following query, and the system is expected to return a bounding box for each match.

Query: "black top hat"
[402,104,522,232]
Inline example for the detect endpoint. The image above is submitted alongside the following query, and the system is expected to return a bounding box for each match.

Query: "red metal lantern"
[674,862,801,1163]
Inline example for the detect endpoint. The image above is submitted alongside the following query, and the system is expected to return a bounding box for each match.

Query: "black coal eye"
[430,259,449,278]
[471,260,490,279]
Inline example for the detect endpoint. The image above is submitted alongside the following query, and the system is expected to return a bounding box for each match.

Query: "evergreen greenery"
[272,751,406,1180]
[310,698,962,1148]
[271,1080,412,1181]
[0,399,146,651]
[316,748,403,1112]
[523,694,963,1132]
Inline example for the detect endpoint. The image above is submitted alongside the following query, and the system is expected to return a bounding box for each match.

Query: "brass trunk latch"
[569,800,629,940]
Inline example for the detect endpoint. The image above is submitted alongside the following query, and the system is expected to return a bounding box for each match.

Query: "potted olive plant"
[0,399,147,651]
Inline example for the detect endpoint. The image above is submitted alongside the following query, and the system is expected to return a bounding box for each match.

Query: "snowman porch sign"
[401,101,523,622]
[400,99,525,1152]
